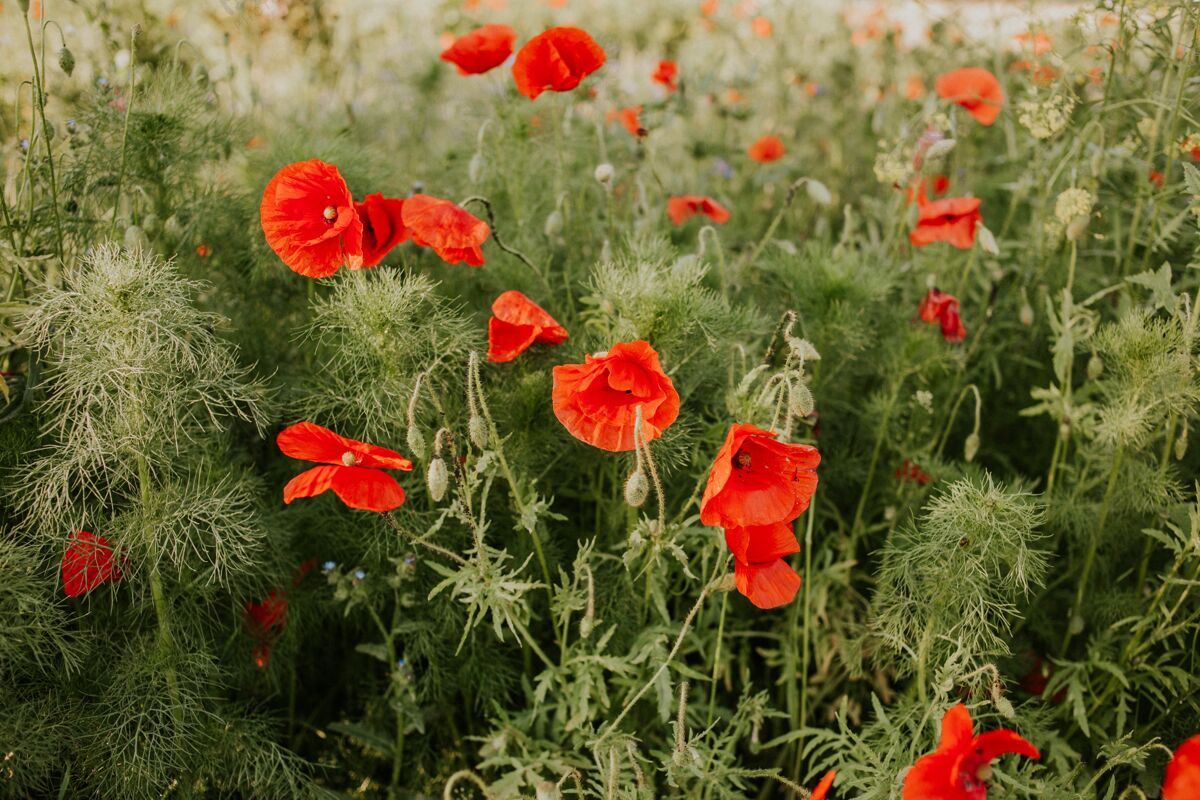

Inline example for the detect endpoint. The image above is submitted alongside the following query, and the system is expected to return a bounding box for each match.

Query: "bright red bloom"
[511,26,606,100]
[440,24,517,75]
[666,195,731,226]
[918,288,967,343]
[910,197,982,250]
[261,159,364,278]
[401,194,490,267]
[277,422,413,512]
[551,340,680,452]
[355,193,409,268]
[614,106,645,137]
[244,590,288,669]
[903,704,1039,800]
[748,134,785,163]
[652,59,678,92]
[811,771,836,800]
[62,531,122,598]
[935,68,1004,126]
[1164,735,1200,800]
[700,424,820,530]
[488,290,568,363]
[724,522,802,608]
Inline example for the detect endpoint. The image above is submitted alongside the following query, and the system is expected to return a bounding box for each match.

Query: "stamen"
[323,205,338,223]
[341,451,358,466]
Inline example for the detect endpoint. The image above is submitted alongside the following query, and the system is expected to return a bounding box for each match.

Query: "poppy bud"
[624,469,649,507]
[468,151,485,184]
[790,383,815,418]
[543,208,564,238]
[977,224,999,255]
[600,238,612,262]
[1087,352,1103,380]
[1058,421,1070,440]
[964,433,980,462]
[123,225,149,251]
[1019,300,1034,327]
[406,425,426,460]
[594,163,615,186]
[59,46,76,76]
[468,415,489,450]
[716,572,737,592]
[18,0,29,11]
[164,214,183,239]
[1068,613,1085,635]
[142,213,161,235]
[1176,423,1189,461]
[993,693,1015,720]
[43,120,56,142]
[535,782,561,800]
[805,178,833,206]
[426,458,448,502]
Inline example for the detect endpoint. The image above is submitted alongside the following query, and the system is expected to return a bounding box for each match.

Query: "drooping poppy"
[700,423,820,531]
[551,340,680,452]
[748,134,785,163]
[903,704,1039,800]
[1164,735,1200,800]
[909,197,982,250]
[356,193,409,267]
[244,589,288,669]
[918,288,967,343]
[511,26,606,100]
[724,522,802,608]
[261,159,364,278]
[440,24,517,75]
[935,68,1005,126]
[811,771,837,800]
[666,195,731,226]
[401,194,490,267]
[62,531,123,598]
[488,290,569,363]
[277,422,413,512]
[652,59,678,92]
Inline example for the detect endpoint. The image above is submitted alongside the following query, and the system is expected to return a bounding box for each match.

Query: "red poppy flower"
[652,59,678,92]
[1164,735,1200,800]
[700,424,820,530]
[261,159,364,278]
[751,16,773,38]
[244,590,288,669]
[440,24,517,75]
[62,531,122,598]
[935,68,1004,126]
[910,197,981,250]
[1149,170,1165,188]
[511,26,606,100]
[903,704,1040,800]
[401,194,490,267]
[918,288,967,343]
[614,106,645,137]
[811,771,837,800]
[666,195,731,226]
[748,134,785,163]
[277,422,413,512]
[488,290,568,363]
[724,522,802,608]
[356,193,409,267]
[551,340,680,452]
[896,458,932,485]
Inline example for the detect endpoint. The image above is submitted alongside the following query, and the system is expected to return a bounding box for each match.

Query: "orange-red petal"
[260,159,364,278]
[935,67,1004,126]
[440,24,517,75]
[277,422,412,470]
[401,194,490,267]
[1165,735,1200,800]
[283,465,406,512]
[810,771,836,800]
[62,531,121,598]
[512,26,606,100]
[356,193,409,268]
[733,558,801,609]
[488,290,568,362]
[748,134,785,163]
[667,195,731,226]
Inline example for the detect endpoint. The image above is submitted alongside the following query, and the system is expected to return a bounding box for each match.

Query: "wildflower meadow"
[3,0,1200,798]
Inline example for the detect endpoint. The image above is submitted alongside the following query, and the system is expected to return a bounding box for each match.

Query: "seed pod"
[468,415,489,450]
[1087,352,1103,380]
[624,469,649,507]
[59,46,76,77]
[123,225,149,251]
[406,425,426,461]
[535,782,561,800]
[426,458,448,502]
[964,432,980,462]
[1019,300,1035,327]
[543,208,563,238]
[18,0,30,12]
[594,162,614,186]
[977,224,999,255]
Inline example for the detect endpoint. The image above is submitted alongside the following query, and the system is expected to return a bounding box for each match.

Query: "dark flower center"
[734,451,752,469]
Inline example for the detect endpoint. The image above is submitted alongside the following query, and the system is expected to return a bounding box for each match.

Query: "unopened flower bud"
[594,163,614,186]
[543,208,563,238]
[1019,301,1035,327]
[468,151,485,183]
[977,225,999,255]
[964,433,980,462]
[805,178,832,206]
[468,415,489,450]
[164,214,183,239]
[406,425,426,460]
[993,694,1015,720]
[1087,353,1103,380]
[1068,613,1085,635]
[426,458,448,502]
[59,46,76,77]
[624,469,649,507]
[535,781,561,800]
[123,225,149,251]
[18,0,30,12]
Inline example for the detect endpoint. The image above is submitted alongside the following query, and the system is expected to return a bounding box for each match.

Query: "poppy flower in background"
[935,67,1005,126]
[902,703,1039,800]
[700,423,820,531]
[244,589,288,669]
[355,193,409,267]
[401,194,490,267]
[810,771,837,800]
[905,73,927,100]
[440,24,517,75]
[748,134,786,163]
[1164,735,1200,800]
[751,16,773,38]
[652,59,678,92]
[261,159,364,278]
[488,290,569,363]
[62,531,123,598]
[551,340,680,452]
[909,196,982,250]
[613,106,645,137]
[666,195,731,226]
[511,26,606,100]
[905,175,950,206]
[896,458,932,485]
[918,288,967,343]
[277,422,413,512]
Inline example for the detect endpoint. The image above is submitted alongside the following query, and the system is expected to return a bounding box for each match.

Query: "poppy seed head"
[322,205,337,222]
[341,451,358,466]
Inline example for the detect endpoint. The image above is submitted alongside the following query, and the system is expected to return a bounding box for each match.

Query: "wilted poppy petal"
[512,26,606,100]
[401,194,490,267]
[734,558,801,609]
[261,159,364,278]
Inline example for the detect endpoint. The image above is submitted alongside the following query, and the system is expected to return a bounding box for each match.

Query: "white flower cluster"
[873,149,908,186]
[1017,94,1075,140]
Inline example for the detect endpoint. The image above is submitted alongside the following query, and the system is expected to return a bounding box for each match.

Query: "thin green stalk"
[848,383,900,555]
[915,615,936,705]
[136,453,182,720]
[705,589,729,728]
[110,27,139,240]
[22,10,64,260]
[793,500,818,782]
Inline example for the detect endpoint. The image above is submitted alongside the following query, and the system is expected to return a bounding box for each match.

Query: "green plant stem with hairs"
[21,10,64,260]
[137,453,182,721]
[849,380,902,555]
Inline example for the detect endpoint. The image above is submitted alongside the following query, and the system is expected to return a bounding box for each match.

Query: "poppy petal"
[440,24,517,75]
[724,522,800,564]
[733,558,801,609]
[277,422,412,470]
[62,531,120,598]
[512,27,606,100]
[260,159,364,277]
[811,771,836,800]
[972,728,1041,763]
[401,194,490,267]
[1165,735,1200,800]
